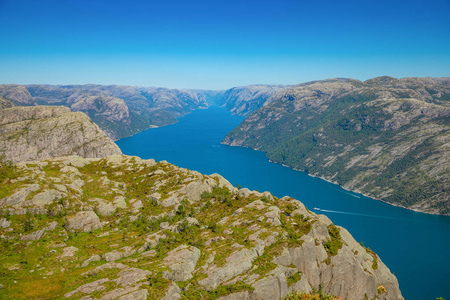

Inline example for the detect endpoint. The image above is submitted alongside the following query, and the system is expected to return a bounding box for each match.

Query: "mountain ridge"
[0,84,217,141]
[223,76,450,215]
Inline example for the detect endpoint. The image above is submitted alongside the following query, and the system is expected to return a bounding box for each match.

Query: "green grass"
[287,271,303,287]
[323,225,343,264]
[182,281,254,299]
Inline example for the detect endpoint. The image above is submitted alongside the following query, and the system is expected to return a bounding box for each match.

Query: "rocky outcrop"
[163,245,201,281]
[0,106,121,163]
[223,77,450,215]
[66,211,102,232]
[0,155,402,299]
[0,84,34,105]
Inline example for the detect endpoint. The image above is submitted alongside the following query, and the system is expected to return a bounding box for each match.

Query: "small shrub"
[287,271,302,287]
[323,225,343,263]
[0,155,17,182]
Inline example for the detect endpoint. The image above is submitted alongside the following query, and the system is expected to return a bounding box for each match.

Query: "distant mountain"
[219,85,287,116]
[0,84,217,140]
[223,77,450,215]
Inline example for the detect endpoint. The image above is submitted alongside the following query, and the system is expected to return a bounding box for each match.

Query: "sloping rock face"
[0,84,34,105]
[0,96,14,110]
[0,155,402,299]
[219,85,287,116]
[0,106,121,163]
[223,76,450,215]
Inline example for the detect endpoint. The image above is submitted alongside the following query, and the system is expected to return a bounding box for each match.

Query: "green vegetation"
[323,225,343,264]
[287,271,303,287]
[377,284,387,295]
[0,155,24,198]
[364,246,379,270]
[0,155,398,299]
[182,281,254,299]
[0,155,17,183]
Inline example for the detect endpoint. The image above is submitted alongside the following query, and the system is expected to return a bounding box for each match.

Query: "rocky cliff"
[0,106,121,163]
[0,154,402,300]
[219,85,287,116]
[223,77,450,215]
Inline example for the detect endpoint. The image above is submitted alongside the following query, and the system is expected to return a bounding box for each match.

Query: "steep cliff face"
[223,77,450,215]
[0,155,402,300]
[0,106,121,163]
[220,85,287,116]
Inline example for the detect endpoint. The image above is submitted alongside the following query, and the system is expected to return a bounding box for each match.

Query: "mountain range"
[223,77,450,215]
[1,76,448,215]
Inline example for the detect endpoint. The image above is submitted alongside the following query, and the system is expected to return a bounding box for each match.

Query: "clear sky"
[0,0,449,89]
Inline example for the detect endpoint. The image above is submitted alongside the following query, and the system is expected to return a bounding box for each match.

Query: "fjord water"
[117,106,450,300]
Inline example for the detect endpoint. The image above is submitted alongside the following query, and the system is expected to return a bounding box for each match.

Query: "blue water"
[117,106,450,300]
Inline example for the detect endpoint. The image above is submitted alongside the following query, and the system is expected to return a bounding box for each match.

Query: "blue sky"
[0,0,449,89]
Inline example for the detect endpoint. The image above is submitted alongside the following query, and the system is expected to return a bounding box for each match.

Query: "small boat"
[313,207,321,211]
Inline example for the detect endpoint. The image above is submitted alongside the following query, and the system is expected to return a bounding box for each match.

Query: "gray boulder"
[186,181,211,202]
[163,245,201,281]
[118,289,148,300]
[114,196,127,209]
[81,254,102,267]
[103,247,136,262]
[19,229,45,241]
[199,248,257,289]
[217,292,252,300]
[66,211,102,232]
[0,184,40,208]
[113,267,151,286]
[94,198,116,216]
[0,218,10,228]
[162,283,182,300]
[64,278,108,298]
[161,194,180,207]
[24,189,66,207]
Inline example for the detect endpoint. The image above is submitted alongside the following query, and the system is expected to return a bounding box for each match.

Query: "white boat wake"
[313,208,408,221]
[345,192,361,198]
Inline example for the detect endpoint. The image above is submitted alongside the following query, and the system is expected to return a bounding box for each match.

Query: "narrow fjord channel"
[117,106,450,300]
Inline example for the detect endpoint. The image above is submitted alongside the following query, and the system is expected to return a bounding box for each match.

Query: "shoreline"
[271,158,446,216]
[222,142,445,216]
